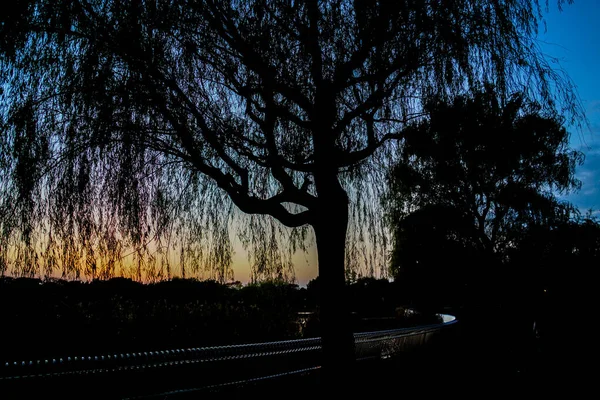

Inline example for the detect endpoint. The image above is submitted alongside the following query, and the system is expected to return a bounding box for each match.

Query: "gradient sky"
[541,0,600,212]
[232,1,600,286]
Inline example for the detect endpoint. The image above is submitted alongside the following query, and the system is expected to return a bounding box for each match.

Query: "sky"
[229,1,600,287]
[540,0,600,213]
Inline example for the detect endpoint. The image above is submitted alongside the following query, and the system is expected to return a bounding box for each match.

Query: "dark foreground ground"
[198,329,589,399]
[131,312,591,400]
[1,313,590,399]
[2,337,589,399]
[200,328,589,399]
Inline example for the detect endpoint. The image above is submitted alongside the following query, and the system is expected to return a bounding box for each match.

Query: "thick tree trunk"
[312,177,355,388]
[310,80,355,389]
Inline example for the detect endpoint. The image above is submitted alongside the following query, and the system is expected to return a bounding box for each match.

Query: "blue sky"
[540,0,600,214]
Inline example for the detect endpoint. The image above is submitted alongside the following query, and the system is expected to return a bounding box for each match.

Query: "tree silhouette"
[0,0,582,384]
[385,87,583,312]
[510,211,599,347]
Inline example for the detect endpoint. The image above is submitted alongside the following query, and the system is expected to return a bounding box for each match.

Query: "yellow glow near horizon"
[230,242,318,287]
[1,235,320,287]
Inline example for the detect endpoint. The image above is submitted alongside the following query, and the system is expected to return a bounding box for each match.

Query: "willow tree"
[0,0,581,382]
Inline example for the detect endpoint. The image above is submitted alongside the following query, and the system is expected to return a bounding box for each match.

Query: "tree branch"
[207,4,314,115]
[261,87,317,209]
[153,87,313,227]
[303,0,323,86]
[337,130,404,168]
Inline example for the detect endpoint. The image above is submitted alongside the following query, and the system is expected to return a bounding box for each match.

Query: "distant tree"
[0,0,582,383]
[511,211,600,319]
[347,276,394,317]
[385,87,583,311]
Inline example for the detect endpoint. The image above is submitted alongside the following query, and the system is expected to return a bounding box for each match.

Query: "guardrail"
[0,314,457,398]
[355,313,457,361]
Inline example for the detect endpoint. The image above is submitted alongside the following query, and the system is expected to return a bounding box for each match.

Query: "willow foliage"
[0,0,581,282]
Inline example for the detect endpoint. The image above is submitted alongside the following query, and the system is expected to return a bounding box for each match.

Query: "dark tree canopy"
[510,211,600,324]
[0,0,583,381]
[385,87,583,310]
[0,0,581,281]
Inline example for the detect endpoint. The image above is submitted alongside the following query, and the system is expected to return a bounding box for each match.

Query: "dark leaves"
[0,0,583,282]
[385,86,583,293]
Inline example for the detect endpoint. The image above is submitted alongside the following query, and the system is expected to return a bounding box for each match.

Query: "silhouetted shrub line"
[0,276,434,361]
